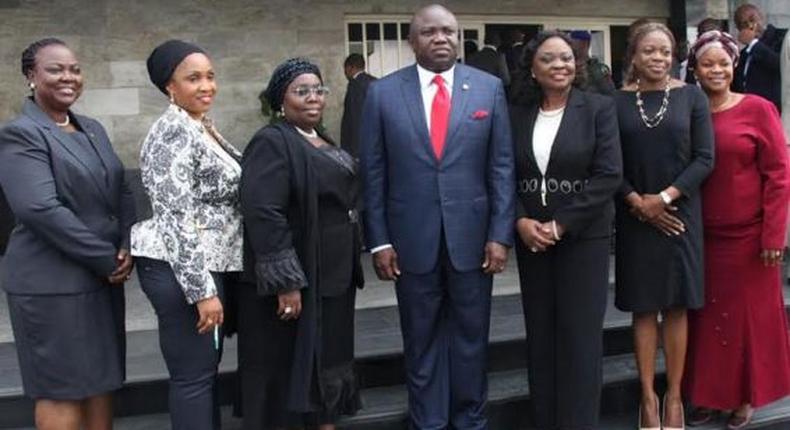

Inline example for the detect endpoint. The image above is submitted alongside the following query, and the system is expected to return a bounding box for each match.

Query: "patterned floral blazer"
[131,104,243,304]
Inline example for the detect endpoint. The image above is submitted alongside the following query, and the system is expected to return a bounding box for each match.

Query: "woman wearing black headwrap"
[131,39,243,430]
[238,57,363,429]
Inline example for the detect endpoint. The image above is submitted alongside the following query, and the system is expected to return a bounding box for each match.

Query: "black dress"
[238,123,362,429]
[614,85,714,312]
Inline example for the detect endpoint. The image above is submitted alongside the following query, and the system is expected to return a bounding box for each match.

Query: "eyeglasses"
[290,85,330,97]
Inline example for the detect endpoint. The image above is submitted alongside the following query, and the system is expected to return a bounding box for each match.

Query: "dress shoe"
[727,405,754,430]
[663,394,685,430]
[688,406,717,426]
[639,395,661,430]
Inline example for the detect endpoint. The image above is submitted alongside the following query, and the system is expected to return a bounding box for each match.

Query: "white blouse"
[532,107,565,174]
[532,107,565,206]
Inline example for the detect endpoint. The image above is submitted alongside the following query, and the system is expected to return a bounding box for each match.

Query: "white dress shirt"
[416,63,455,131]
[370,64,456,255]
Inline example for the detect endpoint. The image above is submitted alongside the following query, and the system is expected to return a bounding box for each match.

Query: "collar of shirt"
[416,63,455,131]
[745,38,759,54]
[416,63,455,96]
[352,70,364,80]
[483,44,498,51]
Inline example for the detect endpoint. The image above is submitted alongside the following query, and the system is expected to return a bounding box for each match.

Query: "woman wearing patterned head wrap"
[683,30,790,429]
[131,39,243,430]
[237,57,363,429]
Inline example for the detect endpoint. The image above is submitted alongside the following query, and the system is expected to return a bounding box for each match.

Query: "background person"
[238,57,363,430]
[0,37,134,430]
[131,39,243,430]
[614,22,714,430]
[684,30,790,430]
[731,2,787,111]
[511,30,622,429]
[467,31,511,86]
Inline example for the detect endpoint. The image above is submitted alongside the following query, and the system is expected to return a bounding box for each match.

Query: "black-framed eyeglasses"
[290,85,330,97]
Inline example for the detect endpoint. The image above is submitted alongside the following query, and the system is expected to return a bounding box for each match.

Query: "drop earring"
[279,106,285,118]
[169,92,175,105]
[28,82,35,91]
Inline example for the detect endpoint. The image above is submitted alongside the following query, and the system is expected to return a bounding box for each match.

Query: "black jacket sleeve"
[240,128,307,296]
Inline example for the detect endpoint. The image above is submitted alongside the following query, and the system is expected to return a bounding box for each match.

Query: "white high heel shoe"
[662,394,686,430]
[639,395,661,430]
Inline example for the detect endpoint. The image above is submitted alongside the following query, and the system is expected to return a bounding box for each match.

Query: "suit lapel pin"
[462,83,469,91]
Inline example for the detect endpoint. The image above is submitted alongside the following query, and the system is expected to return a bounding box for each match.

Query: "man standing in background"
[341,53,377,160]
[732,3,786,111]
[466,32,510,87]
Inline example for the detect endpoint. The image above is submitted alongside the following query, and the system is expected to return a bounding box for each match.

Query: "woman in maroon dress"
[684,30,790,429]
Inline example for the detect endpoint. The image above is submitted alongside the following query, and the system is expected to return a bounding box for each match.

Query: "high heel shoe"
[727,405,754,430]
[639,395,661,430]
[663,394,686,430]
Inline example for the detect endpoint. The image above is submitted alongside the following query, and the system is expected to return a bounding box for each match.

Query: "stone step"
[7,353,790,430]
[1,289,789,428]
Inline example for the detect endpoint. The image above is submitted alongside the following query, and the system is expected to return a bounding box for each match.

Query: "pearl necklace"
[635,77,671,129]
[55,115,70,127]
[295,126,317,139]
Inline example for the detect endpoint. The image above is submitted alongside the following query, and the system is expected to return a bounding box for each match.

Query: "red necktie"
[430,75,450,160]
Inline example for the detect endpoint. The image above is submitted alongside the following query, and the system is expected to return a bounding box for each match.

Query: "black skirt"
[7,286,125,400]
[236,282,360,429]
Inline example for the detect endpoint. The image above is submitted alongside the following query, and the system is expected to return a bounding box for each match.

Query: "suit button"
[109,215,117,221]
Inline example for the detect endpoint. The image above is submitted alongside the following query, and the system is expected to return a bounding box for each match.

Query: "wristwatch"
[659,191,672,205]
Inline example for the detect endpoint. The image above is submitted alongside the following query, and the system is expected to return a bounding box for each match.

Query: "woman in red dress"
[684,30,790,429]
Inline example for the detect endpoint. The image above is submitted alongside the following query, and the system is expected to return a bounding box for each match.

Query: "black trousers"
[516,238,609,430]
[136,257,227,430]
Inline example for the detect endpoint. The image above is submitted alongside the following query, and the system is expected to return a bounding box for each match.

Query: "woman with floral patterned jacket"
[130,40,242,430]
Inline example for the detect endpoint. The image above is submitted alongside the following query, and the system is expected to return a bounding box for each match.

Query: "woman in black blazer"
[0,38,134,429]
[511,31,622,429]
[238,58,362,429]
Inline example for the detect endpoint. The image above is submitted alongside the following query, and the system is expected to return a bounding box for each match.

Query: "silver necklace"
[55,115,70,127]
[295,126,317,139]
[635,77,671,128]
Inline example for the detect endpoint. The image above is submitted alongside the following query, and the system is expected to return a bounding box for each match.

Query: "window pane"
[348,23,362,42]
[366,39,384,76]
[400,23,410,40]
[366,23,380,40]
[384,23,398,40]
[464,29,478,41]
[348,42,364,56]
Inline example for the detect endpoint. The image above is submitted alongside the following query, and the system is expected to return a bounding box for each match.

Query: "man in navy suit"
[360,5,515,429]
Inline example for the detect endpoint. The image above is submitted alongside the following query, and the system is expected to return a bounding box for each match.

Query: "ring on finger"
[530,247,538,253]
[284,306,294,315]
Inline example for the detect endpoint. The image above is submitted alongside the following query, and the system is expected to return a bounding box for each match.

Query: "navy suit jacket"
[733,24,787,111]
[360,64,515,274]
[341,72,377,159]
[0,99,135,295]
